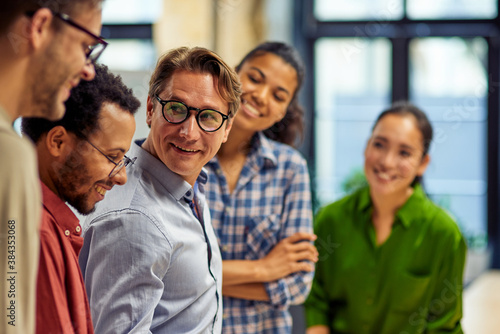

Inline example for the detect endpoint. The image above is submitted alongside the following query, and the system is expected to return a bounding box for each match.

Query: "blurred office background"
[98,0,295,141]
[96,0,500,331]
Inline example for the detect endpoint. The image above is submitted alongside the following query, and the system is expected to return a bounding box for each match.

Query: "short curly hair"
[22,64,141,143]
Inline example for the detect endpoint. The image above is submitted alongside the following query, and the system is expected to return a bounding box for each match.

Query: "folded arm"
[222,232,317,301]
[222,157,316,306]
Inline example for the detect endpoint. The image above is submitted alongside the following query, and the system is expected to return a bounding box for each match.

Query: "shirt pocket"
[245,214,281,260]
[392,271,432,313]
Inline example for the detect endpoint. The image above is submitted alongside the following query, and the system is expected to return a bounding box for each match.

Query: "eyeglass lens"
[53,12,107,64]
[109,160,125,178]
[109,156,136,178]
[163,101,224,132]
[87,43,106,63]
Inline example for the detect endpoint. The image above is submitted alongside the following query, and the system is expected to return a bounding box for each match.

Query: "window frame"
[293,0,500,268]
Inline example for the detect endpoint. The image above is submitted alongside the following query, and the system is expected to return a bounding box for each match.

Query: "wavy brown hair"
[149,46,241,118]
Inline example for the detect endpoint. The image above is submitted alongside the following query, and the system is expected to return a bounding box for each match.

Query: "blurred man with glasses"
[21,64,139,334]
[0,1,106,333]
[79,47,241,334]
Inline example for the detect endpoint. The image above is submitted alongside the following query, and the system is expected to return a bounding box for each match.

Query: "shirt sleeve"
[36,228,76,334]
[0,134,40,334]
[79,209,171,334]
[426,216,467,334]
[304,209,332,328]
[264,157,314,308]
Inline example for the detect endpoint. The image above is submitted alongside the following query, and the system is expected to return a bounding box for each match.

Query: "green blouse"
[304,184,466,334]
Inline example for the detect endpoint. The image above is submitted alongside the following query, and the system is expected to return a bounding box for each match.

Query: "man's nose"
[81,62,96,81]
[179,113,201,139]
[111,166,128,186]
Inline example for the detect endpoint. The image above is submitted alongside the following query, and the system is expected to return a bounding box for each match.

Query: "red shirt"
[36,182,93,334]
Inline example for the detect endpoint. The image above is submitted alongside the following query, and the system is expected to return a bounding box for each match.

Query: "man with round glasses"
[21,64,139,334]
[79,47,241,334]
[0,1,106,333]
[154,96,230,132]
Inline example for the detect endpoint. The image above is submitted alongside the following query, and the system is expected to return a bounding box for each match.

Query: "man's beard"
[53,149,96,215]
[28,41,68,120]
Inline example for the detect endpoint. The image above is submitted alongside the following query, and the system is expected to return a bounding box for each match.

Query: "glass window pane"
[102,0,163,24]
[314,0,404,21]
[407,0,497,19]
[314,38,391,205]
[410,37,488,248]
[98,39,157,72]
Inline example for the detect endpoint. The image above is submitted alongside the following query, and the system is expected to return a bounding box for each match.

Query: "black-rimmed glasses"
[26,10,108,64]
[85,139,136,178]
[52,12,108,64]
[154,95,229,132]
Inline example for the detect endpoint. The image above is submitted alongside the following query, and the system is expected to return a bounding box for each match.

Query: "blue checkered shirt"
[205,132,314,334]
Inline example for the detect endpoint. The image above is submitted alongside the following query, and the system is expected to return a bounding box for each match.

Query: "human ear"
[45,126,69,158]
[417,154,431,177]
[6,8,52,55]
[27,8,54,50]
[146,95,154,128]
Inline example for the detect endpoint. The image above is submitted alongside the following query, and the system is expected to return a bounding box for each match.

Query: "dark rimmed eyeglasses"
[26,10,108,64]
[154,95,229,132]
[85,139,136,178]
[53,12,108,64]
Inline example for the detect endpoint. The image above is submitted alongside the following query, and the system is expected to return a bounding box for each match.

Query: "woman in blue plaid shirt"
[205,42,318,333]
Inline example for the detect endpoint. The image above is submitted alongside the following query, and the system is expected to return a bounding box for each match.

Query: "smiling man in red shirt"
[22,64,140,334]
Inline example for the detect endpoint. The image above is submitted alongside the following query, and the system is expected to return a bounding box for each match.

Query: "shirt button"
[225,207,231,214]
[216,169,223,175]
[64,230,70,236]
[75,226,81,233]
[222,245,229,252]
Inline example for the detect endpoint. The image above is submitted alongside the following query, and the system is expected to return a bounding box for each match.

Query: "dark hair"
[22,64,140,142]
[372,101,433,185]
[236,41,306,148]
[0,0,103,33]
[149,46,241,118]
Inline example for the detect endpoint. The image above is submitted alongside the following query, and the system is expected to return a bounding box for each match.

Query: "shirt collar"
[205,132,278,170]
[40,181,80,235]
[396,183,427,228]
[356,183,427,229]
[252,132,278,168]
[356,186,372,213]
[130,139,205,202]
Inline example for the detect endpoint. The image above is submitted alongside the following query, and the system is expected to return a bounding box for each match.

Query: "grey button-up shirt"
[79,139,222,334]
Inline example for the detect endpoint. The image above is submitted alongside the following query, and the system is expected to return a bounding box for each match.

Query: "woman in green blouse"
[305,102,466,334]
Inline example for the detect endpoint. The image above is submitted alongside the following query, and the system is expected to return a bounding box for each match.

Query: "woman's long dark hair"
[236,42,306,148]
